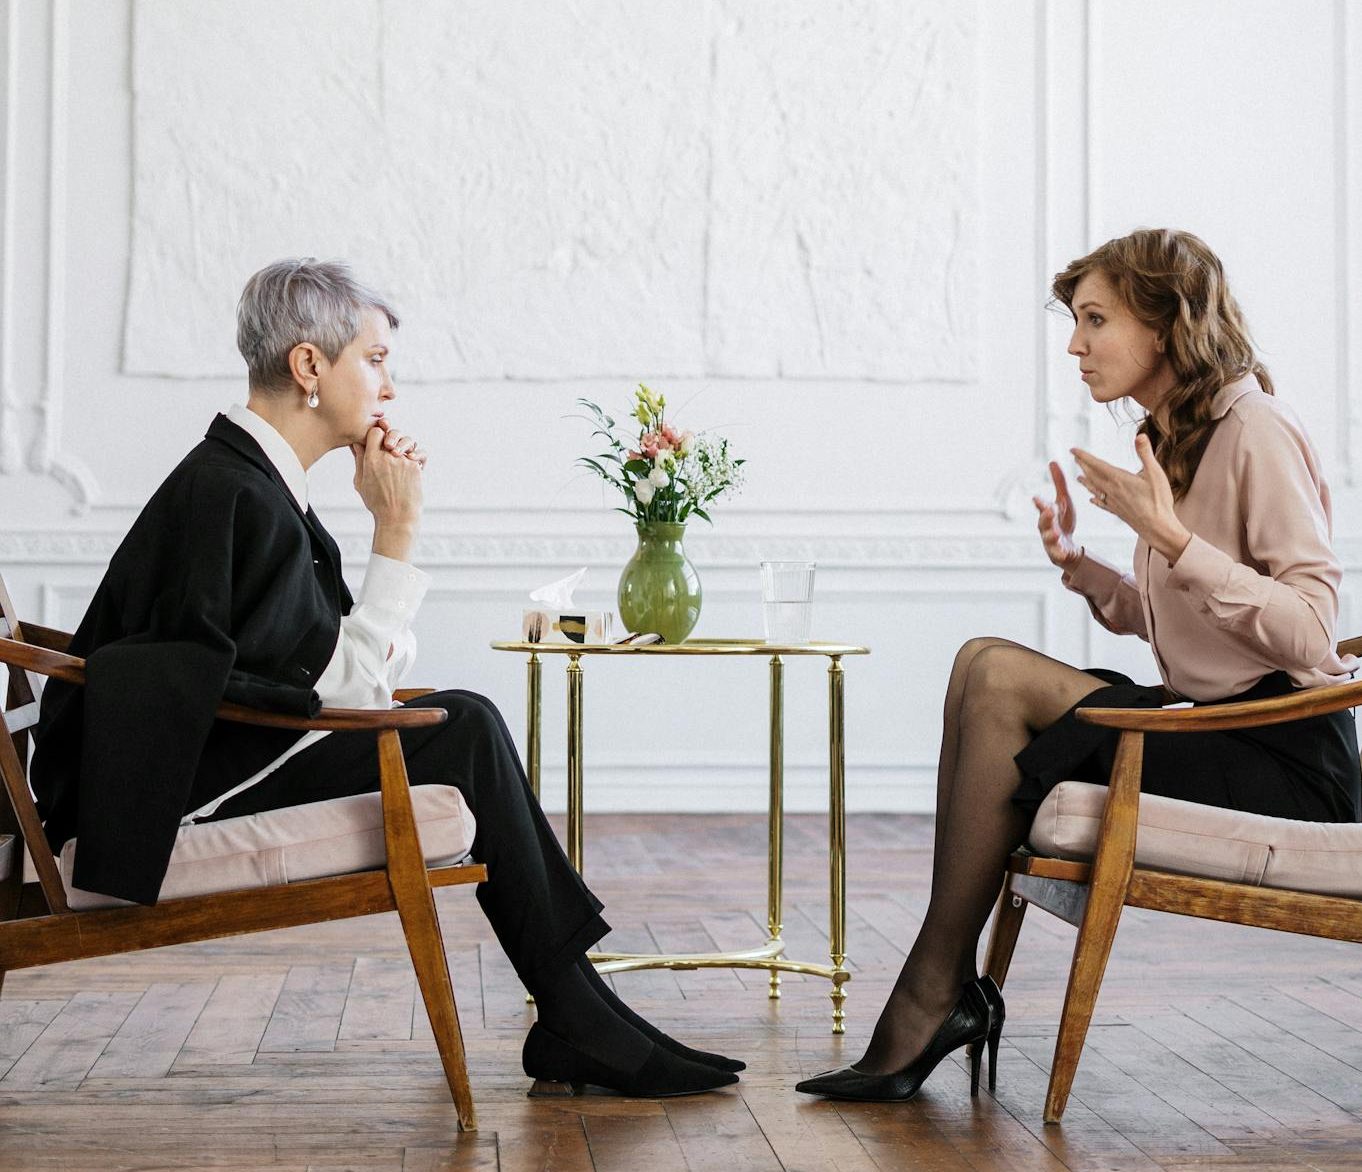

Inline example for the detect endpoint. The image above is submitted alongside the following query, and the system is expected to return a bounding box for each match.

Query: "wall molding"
[1343,0,1362,487]
[0,1,18,476]
[16,526,1362,571]
[0,0,98,510]
[0,528,1121,568]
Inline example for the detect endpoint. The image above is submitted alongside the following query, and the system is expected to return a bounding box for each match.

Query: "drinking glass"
[760,561,816,645]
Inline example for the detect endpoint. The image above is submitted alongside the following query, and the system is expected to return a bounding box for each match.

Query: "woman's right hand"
[352,424,424,561]
[1033,460,1083,569]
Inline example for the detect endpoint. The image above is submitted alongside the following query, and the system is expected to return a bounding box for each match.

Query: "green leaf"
[623,459,650,476]
[691,506,712,523]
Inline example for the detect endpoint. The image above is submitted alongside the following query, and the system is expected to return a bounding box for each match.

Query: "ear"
[287,342,325,395]
[1154,332,1166,354]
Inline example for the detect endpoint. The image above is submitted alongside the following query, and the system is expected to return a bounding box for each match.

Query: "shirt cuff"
[1164,533,1234,606]
[1061,549,1121,596]
[358,553,431,623]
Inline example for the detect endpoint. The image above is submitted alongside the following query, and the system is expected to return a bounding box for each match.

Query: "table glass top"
[490,638,868,656]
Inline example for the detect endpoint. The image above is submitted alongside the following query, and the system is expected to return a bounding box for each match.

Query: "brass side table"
[489,638,869,1033]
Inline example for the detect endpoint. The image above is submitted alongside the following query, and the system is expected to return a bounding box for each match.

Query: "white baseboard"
[530,764,937,814]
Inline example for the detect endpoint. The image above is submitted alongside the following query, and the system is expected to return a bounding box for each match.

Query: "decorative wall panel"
[125,0,976,383]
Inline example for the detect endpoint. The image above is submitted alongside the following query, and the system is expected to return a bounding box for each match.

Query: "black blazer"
[31,415,354,905]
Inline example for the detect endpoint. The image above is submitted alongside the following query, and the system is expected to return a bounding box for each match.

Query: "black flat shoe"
[654,1033,746,1073]
[522,1023,739,1099]
[574,956,746,1072]
[794,981,991,1102]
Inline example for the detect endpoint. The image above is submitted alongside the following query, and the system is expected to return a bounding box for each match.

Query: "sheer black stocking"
[858,642,1109,1074]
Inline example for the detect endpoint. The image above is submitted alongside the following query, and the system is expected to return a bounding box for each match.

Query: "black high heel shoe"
[794,981,991,1102]
[972,975,1005,1094]
[522,1023,739,1099]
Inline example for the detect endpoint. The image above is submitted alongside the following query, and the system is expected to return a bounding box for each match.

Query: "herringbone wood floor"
[3,813,1362,1171]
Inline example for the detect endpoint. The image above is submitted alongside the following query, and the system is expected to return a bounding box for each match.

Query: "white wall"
[1,0,1359,812]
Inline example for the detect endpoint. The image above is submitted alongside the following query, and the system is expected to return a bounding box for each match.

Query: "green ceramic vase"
[617,521,702,644]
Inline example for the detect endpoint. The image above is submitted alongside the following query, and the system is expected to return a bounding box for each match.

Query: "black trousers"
[1013,669,1362,823]
[205,690,609,989]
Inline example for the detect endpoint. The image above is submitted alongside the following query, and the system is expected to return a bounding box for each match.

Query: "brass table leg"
[767,654,785,999]
[527,652,542,803]
[566,653,584,874]
[828,655,849,1033]
[525,651,544,1005]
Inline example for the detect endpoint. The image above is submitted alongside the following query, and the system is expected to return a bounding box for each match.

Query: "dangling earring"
[307,387,319,409]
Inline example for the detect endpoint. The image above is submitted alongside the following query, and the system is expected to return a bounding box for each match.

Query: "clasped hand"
[1032,434,1192,568]
[351,419,425,532]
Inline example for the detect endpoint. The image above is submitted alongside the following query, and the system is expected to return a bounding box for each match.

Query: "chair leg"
[1043,870,1126,1123]
[1044,729,1143,1124]
[393,882,477,1131]
[377,730,477,1131]
[982,879,1028,992]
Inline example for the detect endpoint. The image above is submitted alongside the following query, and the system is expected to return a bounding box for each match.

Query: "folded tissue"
[523,568,614,644]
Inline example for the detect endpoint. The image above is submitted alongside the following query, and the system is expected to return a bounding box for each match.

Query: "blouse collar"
[226,403,309,511]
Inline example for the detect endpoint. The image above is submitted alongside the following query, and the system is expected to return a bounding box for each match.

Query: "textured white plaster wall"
[1,0,1359,813]
[126,0,975,383]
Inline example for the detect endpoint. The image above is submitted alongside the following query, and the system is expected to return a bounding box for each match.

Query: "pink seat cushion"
[1029,781,1362,897]
[60,785,476,911]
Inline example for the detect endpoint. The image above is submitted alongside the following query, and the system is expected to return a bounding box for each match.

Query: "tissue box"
[522,609,614,645]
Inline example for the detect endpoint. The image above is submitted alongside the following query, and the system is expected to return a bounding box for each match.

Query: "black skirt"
[1013,669,1361,824]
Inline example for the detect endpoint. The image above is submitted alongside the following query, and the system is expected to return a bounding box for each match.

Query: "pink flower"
[660,424,681,447]
[627,450,643,462]
[641,434,660,458]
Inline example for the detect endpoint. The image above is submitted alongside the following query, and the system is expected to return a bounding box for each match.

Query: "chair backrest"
[0,574,69,914]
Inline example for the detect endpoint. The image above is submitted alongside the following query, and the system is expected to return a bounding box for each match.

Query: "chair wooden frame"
[981,636,1362,1125]
[0,577,487,1130]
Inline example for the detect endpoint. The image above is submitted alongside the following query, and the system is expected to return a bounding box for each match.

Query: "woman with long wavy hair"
[797,228,1360,1103]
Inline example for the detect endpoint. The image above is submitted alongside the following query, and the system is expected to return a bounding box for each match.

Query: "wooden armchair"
[0,578,487,1130]
[982,636,1362,1124]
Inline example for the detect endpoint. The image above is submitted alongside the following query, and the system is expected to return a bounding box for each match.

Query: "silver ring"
[1097,492,1108,504]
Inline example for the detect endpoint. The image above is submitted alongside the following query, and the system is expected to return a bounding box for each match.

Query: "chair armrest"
[394,688,436,702]
[18,624,73,653]
[0,637,83,684]
[215,702,447,731]
[1077,676,1362,733]
[0,637,446,731]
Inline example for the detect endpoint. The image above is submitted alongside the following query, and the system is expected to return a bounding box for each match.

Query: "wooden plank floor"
[4,812,1362,1170]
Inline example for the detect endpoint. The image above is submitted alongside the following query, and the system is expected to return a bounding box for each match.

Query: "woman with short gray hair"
[33,257,743,1099]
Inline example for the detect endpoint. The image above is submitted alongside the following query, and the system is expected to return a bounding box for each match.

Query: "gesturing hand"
[1032,460,1083,569]
[1070,434,1192,564]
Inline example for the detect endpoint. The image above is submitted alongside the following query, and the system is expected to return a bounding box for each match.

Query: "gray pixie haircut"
[236,258,399,391]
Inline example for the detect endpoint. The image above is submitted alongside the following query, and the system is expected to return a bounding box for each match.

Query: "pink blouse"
[1062,376,1358,701]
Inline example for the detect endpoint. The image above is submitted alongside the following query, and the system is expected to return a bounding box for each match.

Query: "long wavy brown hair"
[1051,229,1273,500]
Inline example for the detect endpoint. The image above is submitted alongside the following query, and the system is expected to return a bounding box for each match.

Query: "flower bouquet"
[577,385,744,641]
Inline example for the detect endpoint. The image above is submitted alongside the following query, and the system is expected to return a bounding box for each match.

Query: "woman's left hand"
[1071,434,1193,565]
[375,418,428,468]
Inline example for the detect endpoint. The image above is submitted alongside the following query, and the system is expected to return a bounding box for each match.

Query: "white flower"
[634,479,656,505]
[648,466,669,488]
[678,430,695,456]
